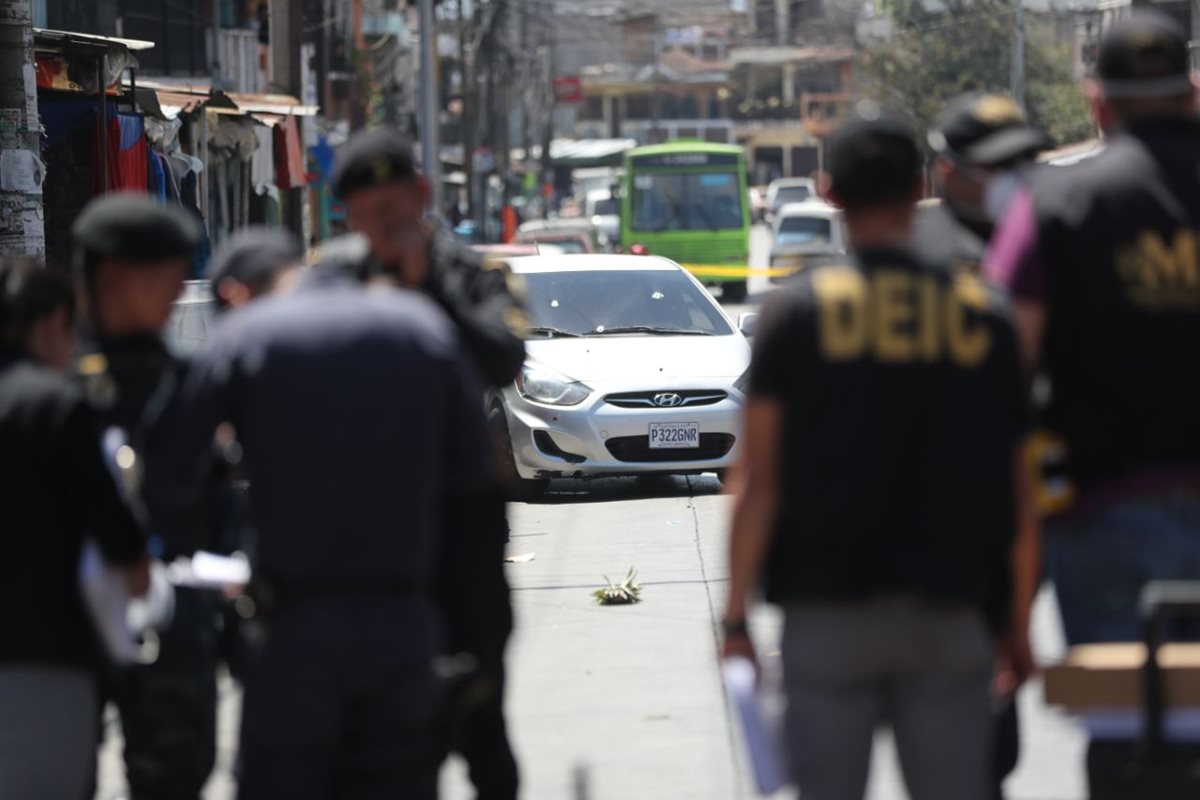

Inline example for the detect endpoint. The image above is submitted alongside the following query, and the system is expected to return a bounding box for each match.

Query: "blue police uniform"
[147,270,511,798]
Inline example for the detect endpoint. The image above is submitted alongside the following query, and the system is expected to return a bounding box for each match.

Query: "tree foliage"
[858,0,1094,149]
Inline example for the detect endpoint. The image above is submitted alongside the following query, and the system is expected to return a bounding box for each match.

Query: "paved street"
[96,227,1089,799]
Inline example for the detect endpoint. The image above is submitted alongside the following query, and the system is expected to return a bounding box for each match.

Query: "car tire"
[488,404,549,502]
[722,280,748,304]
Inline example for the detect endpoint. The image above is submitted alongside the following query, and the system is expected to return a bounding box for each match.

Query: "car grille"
[605,434,735,463]
[604,390,728,409]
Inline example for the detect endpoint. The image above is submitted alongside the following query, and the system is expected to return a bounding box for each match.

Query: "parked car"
[764,177,817,223]
[768,200,847,283]
[515,219,599,254]
[488,254,753,498]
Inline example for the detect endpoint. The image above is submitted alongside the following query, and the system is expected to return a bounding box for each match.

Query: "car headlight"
[516,363,592,406]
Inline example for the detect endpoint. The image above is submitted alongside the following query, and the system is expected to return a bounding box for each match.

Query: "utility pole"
[418,0,442,215]
[1011,0,1026,109]
[0,0,45,259]
[458,0,472,219]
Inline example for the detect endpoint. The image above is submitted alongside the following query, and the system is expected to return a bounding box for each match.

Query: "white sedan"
[489,255,753,497]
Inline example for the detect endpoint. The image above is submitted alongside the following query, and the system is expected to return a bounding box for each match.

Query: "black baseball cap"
[208,226,303,295]
[72,192,200,264]
[929,93,1050,167]
[1096,10,1193,99]
[331,126,419,200]
[829,103,923,209]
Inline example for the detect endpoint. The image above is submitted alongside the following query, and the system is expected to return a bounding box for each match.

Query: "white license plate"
[648,422,700,449]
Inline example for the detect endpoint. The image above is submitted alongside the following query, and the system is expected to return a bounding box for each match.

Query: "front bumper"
[501,381,744,479]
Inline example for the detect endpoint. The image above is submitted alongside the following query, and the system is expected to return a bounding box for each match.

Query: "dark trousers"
[115,588,220,800]
[237,598,444,800]
[993,697,1020,800]
[456,670,519,800]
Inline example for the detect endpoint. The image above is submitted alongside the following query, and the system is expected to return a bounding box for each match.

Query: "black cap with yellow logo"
[331,126,419,200]
[929,93,1050,167]
[1096,10,1193,99]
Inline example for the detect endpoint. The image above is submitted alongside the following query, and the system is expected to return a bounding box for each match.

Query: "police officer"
[208,225,305,312]
[148,266,509,799]
[0,258,149,799]
[917,93,1049,273]
[327,128,522,798]
[987,10,1200,645]
[723,107,1038,800]
[916,92,1049,800]
[325,125,527,388]
[71,192,219,799]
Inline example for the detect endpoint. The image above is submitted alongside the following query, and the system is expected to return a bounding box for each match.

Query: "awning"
[226,92,320,117]
[35,29,155,52]
[549,138,637,167]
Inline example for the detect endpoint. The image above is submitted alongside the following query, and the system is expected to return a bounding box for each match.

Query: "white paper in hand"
[78,540,138,665]
[723,656,788,795]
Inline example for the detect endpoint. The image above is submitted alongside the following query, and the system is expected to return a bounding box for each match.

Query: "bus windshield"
[630,171,744,232]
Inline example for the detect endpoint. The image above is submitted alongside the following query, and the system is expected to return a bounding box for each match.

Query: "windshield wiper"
[589,326,714,336]
[527,326,582,338]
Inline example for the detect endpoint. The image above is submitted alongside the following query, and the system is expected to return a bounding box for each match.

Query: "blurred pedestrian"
[0,258,149,799]
[918,92,1050,800]
[986,10,1200,647]
[208,225,304,312]
[328,125,527,388]
[149,267,508,799]
[71,192,219,800]
[199,226,306,687]
[326,125,520,800]
[724,107,1037,800]
[917,93,1050,273]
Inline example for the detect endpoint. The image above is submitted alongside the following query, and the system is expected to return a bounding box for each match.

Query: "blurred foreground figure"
[724,108,1036,800]
[986,13,1200,792]
[72,193,220,799]
[327,125,526,389]
[208,226,304,311]
[325,127,521,798]
[918,93,1049,273]
[987,10,1200,646]
[921,92,1049,799]
[0,258,148,798]
[151,268,509,799]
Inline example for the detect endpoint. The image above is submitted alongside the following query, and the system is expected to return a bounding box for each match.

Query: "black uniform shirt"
[987,115,1200,489]
[913,201,991,274]
[0,353,144,668]
[750,247,1027,623]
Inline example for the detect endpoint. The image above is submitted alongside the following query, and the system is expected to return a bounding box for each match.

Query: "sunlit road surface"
[96,226,1086,799]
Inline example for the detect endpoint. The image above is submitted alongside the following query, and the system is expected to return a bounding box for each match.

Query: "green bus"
[620,141,752,302]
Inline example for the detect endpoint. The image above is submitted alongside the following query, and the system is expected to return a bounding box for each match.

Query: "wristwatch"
[722,618,749,638]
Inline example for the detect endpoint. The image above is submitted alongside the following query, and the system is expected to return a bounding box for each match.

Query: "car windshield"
[521,268,734,337]
[773,185,812,206]
[630,172,744,232]
[776,215,833,247]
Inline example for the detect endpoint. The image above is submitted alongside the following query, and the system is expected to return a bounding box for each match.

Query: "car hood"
[525,334,750,384]
[771,241,842,256]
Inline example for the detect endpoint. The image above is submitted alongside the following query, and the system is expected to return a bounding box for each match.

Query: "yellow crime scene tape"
[681,263,799,279]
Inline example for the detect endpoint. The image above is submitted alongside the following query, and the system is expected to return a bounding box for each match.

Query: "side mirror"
[738,312,759,338]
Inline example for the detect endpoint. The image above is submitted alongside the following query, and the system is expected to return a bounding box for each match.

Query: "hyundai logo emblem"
[653,393,684,408]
